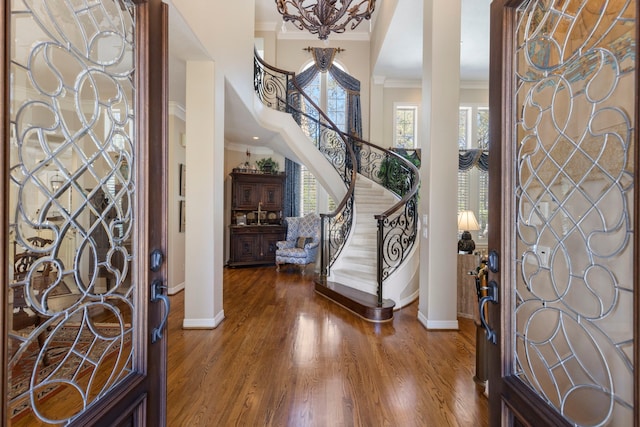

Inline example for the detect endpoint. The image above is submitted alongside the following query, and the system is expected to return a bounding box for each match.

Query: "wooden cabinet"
[228,171,286,267]
[229,226,285,266]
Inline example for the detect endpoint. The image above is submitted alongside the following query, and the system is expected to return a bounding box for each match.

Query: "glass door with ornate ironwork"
[488,0,637,425]
[3,0,167,425]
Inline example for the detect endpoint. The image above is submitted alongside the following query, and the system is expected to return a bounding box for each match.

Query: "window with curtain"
[458,105,489,242]
[299,61,347,214]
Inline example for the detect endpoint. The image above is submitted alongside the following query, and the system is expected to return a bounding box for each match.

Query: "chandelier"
[275,0,376,40]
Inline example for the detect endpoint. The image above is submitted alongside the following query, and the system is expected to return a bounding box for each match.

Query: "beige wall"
[255,31,277,65]
[460,87,489,105]
[382,86,422,148]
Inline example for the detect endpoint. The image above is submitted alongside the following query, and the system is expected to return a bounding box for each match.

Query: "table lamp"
[458,210,480,254]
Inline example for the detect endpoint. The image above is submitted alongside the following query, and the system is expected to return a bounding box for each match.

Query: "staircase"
[254,52,419,322]
[329,177,397,292]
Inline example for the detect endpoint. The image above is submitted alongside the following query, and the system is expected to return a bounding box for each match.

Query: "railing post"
[286,74,290,101]
[376,216,385,307]
[320,214,327,281]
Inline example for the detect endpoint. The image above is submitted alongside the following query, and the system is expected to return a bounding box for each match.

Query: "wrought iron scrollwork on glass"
[8,0,137,423]
[512,0,635,424]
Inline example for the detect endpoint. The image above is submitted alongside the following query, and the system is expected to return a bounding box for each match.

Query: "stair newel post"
[376,215,385,307]
[319,213,328,280]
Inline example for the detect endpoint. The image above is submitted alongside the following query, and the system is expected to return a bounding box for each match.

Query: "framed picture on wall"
[179,163,186,197]
[179,200,185,232]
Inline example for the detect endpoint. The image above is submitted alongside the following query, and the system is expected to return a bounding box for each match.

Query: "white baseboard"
[394,289,419,310]
[168,282,185,295]
[182,310,225,329]
[417,311,459,330]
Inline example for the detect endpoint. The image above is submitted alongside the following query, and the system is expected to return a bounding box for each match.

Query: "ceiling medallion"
[275,0,376,40]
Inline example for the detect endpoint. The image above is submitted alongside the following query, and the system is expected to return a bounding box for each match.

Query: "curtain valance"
[292,48,362,138]
[459,149,489,171]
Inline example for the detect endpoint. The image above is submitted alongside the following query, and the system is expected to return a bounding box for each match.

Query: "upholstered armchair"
[275,213,321,274]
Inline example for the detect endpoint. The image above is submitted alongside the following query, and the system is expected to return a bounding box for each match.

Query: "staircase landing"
[314,279,395,322]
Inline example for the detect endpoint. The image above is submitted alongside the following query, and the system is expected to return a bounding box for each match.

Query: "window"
[458,106,489,243]
[299,63,348,214]
[394,104,419,148]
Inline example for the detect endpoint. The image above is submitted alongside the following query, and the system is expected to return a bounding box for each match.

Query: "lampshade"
[457,210,480,232]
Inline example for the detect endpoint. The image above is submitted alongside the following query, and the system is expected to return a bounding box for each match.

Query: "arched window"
[301,61,348,132]
[298,60,350,215]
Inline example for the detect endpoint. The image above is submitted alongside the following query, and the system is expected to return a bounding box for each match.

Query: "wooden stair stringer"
[314,279,395,322]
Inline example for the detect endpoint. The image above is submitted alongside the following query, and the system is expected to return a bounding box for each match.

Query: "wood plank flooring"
[167,266,489,427]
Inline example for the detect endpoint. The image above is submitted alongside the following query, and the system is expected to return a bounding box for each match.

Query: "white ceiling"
[254,0,490,82]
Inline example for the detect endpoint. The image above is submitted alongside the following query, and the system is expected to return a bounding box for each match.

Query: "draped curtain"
[292,48,362,137]
[284,158,300,218]
[458,149,489,171]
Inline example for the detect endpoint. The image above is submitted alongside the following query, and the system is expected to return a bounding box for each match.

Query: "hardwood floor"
[167,266,489,427]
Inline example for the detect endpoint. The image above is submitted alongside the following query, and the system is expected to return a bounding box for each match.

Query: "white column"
[183,60,225,328]
[418,0,461,329]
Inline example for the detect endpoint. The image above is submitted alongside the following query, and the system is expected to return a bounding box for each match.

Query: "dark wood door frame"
[1,0,169,424]
[487,0,639,425]
[1,1,9,420]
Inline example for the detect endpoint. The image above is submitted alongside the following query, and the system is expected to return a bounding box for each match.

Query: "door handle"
[479,280,499,344]
[150,279,170,343]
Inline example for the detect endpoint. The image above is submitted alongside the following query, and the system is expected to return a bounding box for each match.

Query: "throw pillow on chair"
[296,237,312,248]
